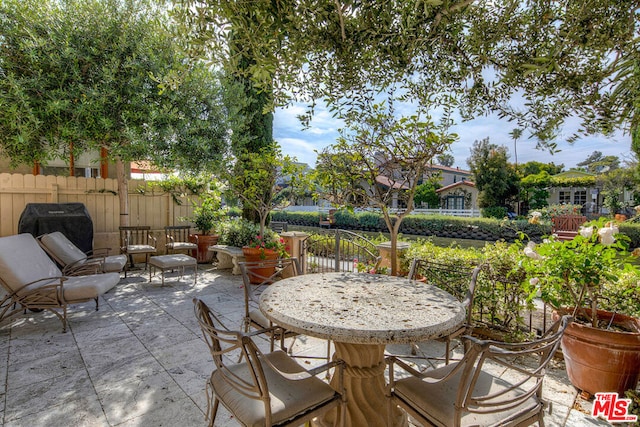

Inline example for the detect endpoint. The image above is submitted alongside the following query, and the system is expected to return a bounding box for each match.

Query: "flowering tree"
[523,219,632,328]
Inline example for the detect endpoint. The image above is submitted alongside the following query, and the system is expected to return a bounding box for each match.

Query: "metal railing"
[300,229,380,274]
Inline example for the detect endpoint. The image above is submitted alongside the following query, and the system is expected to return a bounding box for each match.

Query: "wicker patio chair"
[193,298,346,427]
[408,258,482,364]
[387,315,572,427]
[38,231,126,276]
[0,233,120,332]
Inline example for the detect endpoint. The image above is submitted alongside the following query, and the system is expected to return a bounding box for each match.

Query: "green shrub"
[600,269,640,319]
[477,242,534,341]
[333,210,360,228]
[218,219,262,247]
[358,211,384,229]
[403,239,536,341]
[481,206,507,219]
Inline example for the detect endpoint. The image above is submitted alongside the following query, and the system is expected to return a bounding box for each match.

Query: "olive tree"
[0,0,227,224]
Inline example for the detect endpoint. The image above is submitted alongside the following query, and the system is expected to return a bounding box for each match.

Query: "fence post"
[281,232,309,274]
[334,230,340,272]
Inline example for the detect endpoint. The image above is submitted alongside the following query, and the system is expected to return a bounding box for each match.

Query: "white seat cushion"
[167,242,197,251]
[149,254,196,269]
[0,234,62,292]
[102,255,127,273]
[39,232,87,265]
[62,273,120,302]
[126,245,156,254]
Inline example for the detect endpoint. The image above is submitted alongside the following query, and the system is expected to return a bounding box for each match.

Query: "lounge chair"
[0,233,120,332]
[37,231,126,275]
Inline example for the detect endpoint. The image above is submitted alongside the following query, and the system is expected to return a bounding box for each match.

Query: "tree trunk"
[116,158,129,227]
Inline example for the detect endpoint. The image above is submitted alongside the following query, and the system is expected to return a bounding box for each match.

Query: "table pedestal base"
[318,342,407,427]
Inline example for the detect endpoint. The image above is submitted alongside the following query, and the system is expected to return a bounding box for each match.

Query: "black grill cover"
[18,203,93,254]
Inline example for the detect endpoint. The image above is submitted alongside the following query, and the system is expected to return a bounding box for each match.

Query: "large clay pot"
[242,247,278,284]
[553,309,640,396]
[190,234,218,263]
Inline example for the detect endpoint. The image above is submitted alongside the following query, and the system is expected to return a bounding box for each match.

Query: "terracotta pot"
[242,247,279,284]
[190,234,218,263]
[553,309,640,396]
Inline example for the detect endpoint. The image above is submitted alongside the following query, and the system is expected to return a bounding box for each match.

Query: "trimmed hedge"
[270,210,552,242]
[270,210,640,248]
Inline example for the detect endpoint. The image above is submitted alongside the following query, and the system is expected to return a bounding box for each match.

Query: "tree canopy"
[316,102,455,274]
[0,0,226,173]
[174,0,638,151]
[576,151,621,173]
[467,137,519,209]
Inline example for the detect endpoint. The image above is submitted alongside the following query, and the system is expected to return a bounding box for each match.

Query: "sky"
[273,102,634,172]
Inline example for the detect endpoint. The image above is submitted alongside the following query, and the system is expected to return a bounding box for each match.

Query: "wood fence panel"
[0,174,14,236]
[11,174,25,235]
[0,173,206,240]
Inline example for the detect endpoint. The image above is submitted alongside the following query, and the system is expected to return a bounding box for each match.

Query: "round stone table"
[259,272,466,427]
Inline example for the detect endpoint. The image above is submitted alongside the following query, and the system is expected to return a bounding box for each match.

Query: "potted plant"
[218,218,288,283]
[224,148,310,244]
[522,218,640,396]
[189,193,224,263]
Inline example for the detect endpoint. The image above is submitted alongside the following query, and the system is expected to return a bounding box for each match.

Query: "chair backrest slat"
[119,226,151,247]
[459,316,571,417]
[192,298,269,404]
[409,259,481,324]
[165,225,193,243]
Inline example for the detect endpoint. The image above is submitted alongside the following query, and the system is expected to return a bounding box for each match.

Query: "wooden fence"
[0,173,198,251]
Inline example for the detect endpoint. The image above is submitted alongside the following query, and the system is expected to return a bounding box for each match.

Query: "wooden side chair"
[192,298,346,427]
[164,225,198,257]
[119,226,157,273]
[408,258,482,364]
[387,315,572,427]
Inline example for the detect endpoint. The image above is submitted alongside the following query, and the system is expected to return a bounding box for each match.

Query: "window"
[445,195,464,210]
[559,191,571,204]
[574,191,586,206]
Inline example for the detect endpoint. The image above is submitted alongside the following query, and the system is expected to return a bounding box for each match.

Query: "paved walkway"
[0,265,612,426]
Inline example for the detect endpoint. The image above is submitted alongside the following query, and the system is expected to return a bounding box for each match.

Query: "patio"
[0,265,611,426]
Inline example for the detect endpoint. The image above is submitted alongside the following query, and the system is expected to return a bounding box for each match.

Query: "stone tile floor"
[0,264,616,426]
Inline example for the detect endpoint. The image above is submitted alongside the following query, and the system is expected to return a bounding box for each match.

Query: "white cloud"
[273,101,633,171]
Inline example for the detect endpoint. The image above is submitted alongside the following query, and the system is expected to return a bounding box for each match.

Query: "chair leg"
[445,339,451,365]
[94,297,99,311]
[410,342,419,355]
[205,379,219,427]
[62,306,68,333]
